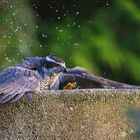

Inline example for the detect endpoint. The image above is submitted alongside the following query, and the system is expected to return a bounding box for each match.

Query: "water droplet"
[76,11,79,15]
[12,13,16,16]
[78,25,80,28]
[74,43,79,46]
[15,28,18,32]
[59,30,63,32]
[42,34,47,38]
[3,35,6,38]
[5,57,12,63]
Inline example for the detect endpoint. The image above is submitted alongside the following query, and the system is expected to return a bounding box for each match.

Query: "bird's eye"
[51,63,59,67]
[45,62,59,68]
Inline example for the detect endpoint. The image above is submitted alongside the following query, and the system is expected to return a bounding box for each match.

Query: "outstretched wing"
[0,66,39,104]
[60,67,140,89]
[59,67,104,89]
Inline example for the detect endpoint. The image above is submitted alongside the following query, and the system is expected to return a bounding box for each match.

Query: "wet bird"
[0,55,66,104]
[0,55,139,104]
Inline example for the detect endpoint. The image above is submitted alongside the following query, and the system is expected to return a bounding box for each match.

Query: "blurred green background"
[0,0,139,85]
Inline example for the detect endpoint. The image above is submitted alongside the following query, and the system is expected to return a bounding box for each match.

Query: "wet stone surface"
[0,89,140,140]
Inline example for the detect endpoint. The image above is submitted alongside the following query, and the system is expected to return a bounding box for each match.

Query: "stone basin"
[0,89,140,140]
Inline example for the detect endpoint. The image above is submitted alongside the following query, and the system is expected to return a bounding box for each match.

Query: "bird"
[0,55,66,104]
[0,55,139,104]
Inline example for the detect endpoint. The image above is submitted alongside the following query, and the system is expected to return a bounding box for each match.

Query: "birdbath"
[0,89,140,139]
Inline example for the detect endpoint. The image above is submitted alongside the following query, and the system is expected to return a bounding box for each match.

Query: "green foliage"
[0,0,40,68]
[0,0,139,84]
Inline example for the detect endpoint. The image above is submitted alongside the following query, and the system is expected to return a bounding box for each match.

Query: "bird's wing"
[60,67,140,89]
[59,67,104,89]
[0,66,39,104]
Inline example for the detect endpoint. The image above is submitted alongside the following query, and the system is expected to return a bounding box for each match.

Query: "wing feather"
[10,92,25,103]
[0,66,39,103]
[0,92,18,104]
[62,67,140,89]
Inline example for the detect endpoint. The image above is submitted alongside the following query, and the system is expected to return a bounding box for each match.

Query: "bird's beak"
[62,67,67,73]
[60,63,67,73]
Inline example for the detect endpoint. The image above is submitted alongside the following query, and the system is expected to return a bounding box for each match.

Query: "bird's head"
[40,55,66,78]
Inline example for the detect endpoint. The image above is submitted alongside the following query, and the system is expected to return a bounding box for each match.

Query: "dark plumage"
[0,56,66,104]
[60,67,140,90]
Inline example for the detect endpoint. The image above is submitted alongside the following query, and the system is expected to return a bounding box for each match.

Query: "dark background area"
[0,0,140,85]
